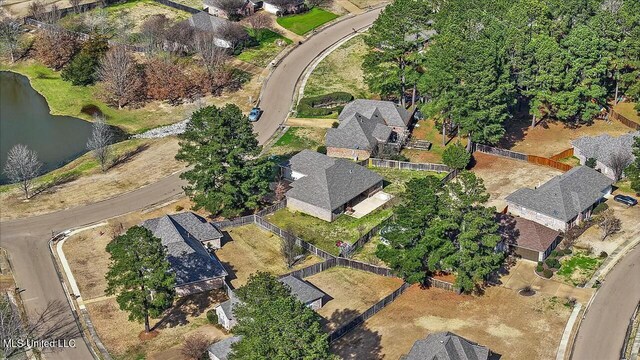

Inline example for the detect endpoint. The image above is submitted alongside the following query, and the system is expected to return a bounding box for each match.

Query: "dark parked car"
[248,107,262,122]
[613,194,638,207]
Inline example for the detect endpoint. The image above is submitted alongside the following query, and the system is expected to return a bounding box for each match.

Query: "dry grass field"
[305,267,404,331]
[215,224,323,288]
[331,285,572,360]
[471,152,562,211]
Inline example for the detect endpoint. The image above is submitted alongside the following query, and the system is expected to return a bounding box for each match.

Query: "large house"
[281,150,384,222]
[185,11,236,48]
[403,332,491,360]
[262,0,305,15]
[142,212,227,296]
[203,0,260,18]
[572,131,639,180]
[505,166,614,232]
[326,99,413,160]
[498,214,561,262]
[215,275,326,330]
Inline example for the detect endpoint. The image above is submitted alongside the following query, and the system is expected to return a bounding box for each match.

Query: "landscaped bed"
[266,207,393,256]
[330,285,572,360]
[276,8,338,35]
[305,267,404,331]
[555,251,603,287]
[238,29,292,67]
[215,224,323,288]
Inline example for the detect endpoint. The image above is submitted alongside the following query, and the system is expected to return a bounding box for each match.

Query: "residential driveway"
[500,260,594,305]
[471,152,562,211]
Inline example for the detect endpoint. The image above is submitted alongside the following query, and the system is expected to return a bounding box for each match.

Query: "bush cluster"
[542,269,553,278]
[592,202,609,215]
[545,257,561,269]
[297,92,353,117]
[206,309,218,324]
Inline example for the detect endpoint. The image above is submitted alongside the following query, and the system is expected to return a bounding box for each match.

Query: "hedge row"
[297,92,353,117]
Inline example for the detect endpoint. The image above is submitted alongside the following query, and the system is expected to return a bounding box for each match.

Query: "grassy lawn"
[367,167,445,195]
[305,35,372,99]
[352,235,388,267]
[331,285,571,360]
[267,127,327,156]
[215,224,323,288]
[558,156,581,167]
[306,267,403,331]
[614,102,640,124]
[238,29,292,67]
[0,61,193,133]
[276,8,338,35]
[403,119,468,163]
[266,207,393,256]
[555,252,603,287]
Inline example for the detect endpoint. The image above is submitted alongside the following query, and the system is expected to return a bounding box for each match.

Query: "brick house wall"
[287,197,334,221]
[506,202,569,231]
[327,147,372,161]
[175,277,225,297]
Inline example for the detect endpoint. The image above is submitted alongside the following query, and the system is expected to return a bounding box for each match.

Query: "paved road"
[253,8,383,144]
[572,245,640,360]
[0,9,383,360]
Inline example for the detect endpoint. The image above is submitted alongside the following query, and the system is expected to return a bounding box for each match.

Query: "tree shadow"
[155,289,226,329]
[327,308,383,359]
[109,143,150,170]
[32,172,80,197]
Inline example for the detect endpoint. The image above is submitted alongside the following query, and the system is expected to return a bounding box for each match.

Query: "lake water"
[0,71,94,184]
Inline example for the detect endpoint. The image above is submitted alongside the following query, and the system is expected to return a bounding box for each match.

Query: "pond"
[0,71,94,184]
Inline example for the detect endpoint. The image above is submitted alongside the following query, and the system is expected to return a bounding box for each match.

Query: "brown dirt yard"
[215,224,323,288]
[305,267,404,331]
[0,137,183,221]
[471,152,562,211]
[330,285,572,360]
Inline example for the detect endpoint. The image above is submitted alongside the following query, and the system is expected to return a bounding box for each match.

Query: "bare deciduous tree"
[0,17,22,62]
[166,21,194,54]
[215,21,248,52]
[609,151,632,181]
[85,8,112,35]
[34,31,79,70]
[87,114,114,171]
[193,31,229,86]
[306,0,330,9]
[246,12,271,40]
[140,14,170,53]
[42,4,62,24]
[281,232,303,268]
[274,180,287,201]
[598,209,621,240]
[69,0,82,14]
[28,0,46,21]
[3,144,42,199]
[98,46,144,109]
[211,0,247,19]
[180,333,212,360]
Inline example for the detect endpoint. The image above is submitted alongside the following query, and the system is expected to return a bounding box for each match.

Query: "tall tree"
[62,34,110,86]
[441,142,470,170]
[98,46,145,109]
[3,144,42,199]
[105,226,176,333]
[0,17,22,63]
[231,272,334,360]
[176,105,274,217]
[86,114,114,172]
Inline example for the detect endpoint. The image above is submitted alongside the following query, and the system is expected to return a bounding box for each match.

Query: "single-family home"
[262,0,305,15]
[326,99,413,160]
[142,212,227,296]
[185,11,235,48]
[403,332,491,360]
[215,275,326,330]
[280,150,384,222]
[203,0,261,19]
[208,336,241,360]
[505,166,614,232]
[498,214,561,262]
[572,131,639,180]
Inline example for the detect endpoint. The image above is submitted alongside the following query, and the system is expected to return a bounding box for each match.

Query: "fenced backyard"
[611,110,640,130]
[367,158,451,173]
[472,142,573,172]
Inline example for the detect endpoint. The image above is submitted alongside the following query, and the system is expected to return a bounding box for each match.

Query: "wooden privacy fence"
[328,282,411,342]
[611,110,640,130]
[153,0,201,13]
[368,158,451,173]
[473,143,528,161]
[254,216,336,260]
[345,216,392,257]
[550,148,574,161]
[528,155,573,172]
[282,259,337,279]
[426,277,457,292]
[440,169,458,185]
[255,200,287,217]
[212,215,256,230]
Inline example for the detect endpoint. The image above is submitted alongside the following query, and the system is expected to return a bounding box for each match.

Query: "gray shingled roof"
[218,290,240,320]
[572,131,639,168]
[142,213,227,286]
[208,336,241,360]
[187,11,230,33]
[339,99,411,128]
[279,275,325,304]
[326,113,391,151]
[405,332,490,360]
[505,166,614,222]
[285,150,383,211]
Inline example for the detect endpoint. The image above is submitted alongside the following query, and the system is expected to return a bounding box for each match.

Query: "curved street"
[0,9,382,360]
[572,244,640,360]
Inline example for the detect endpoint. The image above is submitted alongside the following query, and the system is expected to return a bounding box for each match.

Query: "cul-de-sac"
[1,0,639,359]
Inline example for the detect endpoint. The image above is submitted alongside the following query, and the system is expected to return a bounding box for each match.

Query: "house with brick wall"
[280,150,383,222]
[498,214,561,262]
[142,212,227,297]
[505,166,613,232]
[572,131,639,180]
[326,99,413,160]
[203,0,260,19]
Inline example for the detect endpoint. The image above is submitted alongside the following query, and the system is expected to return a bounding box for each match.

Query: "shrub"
[542,269,553,278]
[181,333,211,360]
[175,205,184,211]
[550,250,559,258]
[206,309,218,324]
[61,35,109,86]
[536,264,544,273]
[297,92,353,117]
[545,258,560,269]
[599,251,608,258]
[563,248,573,255]
[593,202,609,215]
[316,145,327,154]
[331,121,339,128]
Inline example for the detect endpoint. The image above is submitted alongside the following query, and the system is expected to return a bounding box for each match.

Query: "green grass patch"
[266,207,392,256]
[268,127,326,155]
[276,8,338,35]
[614,102,640,124]
[556,252,602,286]
[368,167,446,195]
[352,235,388,266]
[614,179,637,195]
[558,156,581,167]
[238,29,292,67]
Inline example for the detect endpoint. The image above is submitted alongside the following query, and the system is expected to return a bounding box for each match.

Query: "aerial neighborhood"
[1,0,639,359]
